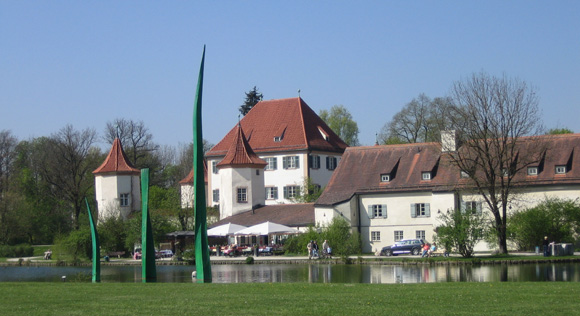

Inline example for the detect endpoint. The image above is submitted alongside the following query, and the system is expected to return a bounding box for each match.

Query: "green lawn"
[2,282,579,315]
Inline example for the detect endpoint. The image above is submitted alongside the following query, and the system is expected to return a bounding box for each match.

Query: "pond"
[1,263,579,283]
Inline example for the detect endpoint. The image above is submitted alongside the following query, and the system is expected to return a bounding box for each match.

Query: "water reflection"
[1,263,579,283]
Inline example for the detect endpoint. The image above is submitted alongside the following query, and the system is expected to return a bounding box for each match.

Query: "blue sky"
[1,1,579,148]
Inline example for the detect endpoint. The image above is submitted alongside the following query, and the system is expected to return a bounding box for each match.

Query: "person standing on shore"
[543,236,551,257]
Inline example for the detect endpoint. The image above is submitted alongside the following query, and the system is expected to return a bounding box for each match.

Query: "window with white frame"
[212,161,218,174]
[283,185,300,199]
[237,188,247,203]
[212,189,219,203]
[283,156,299,169]
[460,170,469,178]
[265,187,278,200]
[555,165,567,174]
[394,231,403,242]
[527,167,538,175]
[310,155,321,169]
[410,203,430,218]
[381,174,390,182]
[265,157,277,170]
[120,193,130,207]
[371,231,381,242]
[416,230,425,241]
[326,156,338,170]
[501,168,509,177]
[369,204,387,218]
[422,172,431,180]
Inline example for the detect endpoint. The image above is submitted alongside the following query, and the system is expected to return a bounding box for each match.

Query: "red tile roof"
[210,203,315,228]
[207,97,348,157]
[178,160,208,184]
[316,134,580,206]
[216,124,267,168]
[93,138,140,175]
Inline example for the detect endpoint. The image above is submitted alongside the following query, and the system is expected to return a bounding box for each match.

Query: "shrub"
[0,244,34,257]
[245,256,254,264]
[435,209,486,258]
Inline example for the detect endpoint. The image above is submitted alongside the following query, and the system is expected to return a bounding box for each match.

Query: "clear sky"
[1,1,579,149]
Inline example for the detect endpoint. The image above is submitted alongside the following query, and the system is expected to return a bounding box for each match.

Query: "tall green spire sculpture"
[194,45,212,282]
[85,198,100,283]
[141,168,156,282]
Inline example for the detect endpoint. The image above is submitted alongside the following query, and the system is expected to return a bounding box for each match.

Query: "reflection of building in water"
[370,264,503,284]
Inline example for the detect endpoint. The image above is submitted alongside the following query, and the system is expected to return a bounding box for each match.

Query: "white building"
[181,97,348,221]
[315,133,580,253]
[93,138,141,222]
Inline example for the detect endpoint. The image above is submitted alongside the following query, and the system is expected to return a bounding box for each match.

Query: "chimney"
[441,130,456,152]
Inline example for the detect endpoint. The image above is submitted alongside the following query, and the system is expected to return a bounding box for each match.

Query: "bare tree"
[37,125,101,229]
[447,72,544,254]
[104,118,159,167]
[379,94,460,144]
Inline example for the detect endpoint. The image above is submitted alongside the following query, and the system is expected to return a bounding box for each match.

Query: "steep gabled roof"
[93,138,140,175]
[207,97,348,157]
[316,133,580,207]
[216,123,267,168]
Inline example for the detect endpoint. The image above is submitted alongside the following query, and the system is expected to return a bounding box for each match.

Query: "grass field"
[2,282,579,315]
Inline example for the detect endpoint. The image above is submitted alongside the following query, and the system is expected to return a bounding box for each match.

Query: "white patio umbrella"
[207,223,247,236]
[234,221,299,235]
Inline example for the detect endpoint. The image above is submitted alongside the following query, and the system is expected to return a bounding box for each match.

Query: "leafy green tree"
[239,86,263,116]
[98,213,128,253]
[435,208,487,258]
[546,128,574,135]
[292,177,323,203]
[508,197,580,250]
[319,105,360,146]
[320,217,361,257]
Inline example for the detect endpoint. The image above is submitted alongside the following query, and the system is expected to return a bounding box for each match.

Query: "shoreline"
[3,252,580,267]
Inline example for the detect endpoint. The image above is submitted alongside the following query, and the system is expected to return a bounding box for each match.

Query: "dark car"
[380,239,425,256]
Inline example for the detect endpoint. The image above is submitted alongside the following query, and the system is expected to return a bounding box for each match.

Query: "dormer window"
[555,165,567,174]
[381,174,390,182]
[501,168,509,177]
[318,127,329,141]
[422,172,431,180]
[527,167,538,176]
[274,136,282,142]
[460,170,469,178]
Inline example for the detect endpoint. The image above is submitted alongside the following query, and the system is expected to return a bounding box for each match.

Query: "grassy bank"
[2,282,579,315]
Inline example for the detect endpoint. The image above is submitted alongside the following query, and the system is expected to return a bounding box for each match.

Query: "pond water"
[1,263,579,283]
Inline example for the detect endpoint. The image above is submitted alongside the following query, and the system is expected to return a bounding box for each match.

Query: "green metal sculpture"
[193,46,212,282]
[85,198,100,283]
[141,168,157,282]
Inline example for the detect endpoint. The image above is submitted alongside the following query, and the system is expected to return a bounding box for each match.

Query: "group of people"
[421,242,438,258]
[307,240,331,259]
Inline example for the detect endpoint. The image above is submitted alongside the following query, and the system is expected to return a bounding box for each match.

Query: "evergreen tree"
[239,86,263,116]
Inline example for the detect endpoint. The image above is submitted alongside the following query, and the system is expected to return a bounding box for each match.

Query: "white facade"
[219,166,266,219]
[94,173,141,221]
[208,152,341,208]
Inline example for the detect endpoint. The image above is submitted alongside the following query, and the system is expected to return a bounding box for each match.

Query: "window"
[369,204,387,218]
[527,167,538,175]
[371,231,381,242]
[212,161,218,174]
[274,136,282,142]
[555,165,567,174]
[416,230,425,241]
[394,231,403,242]
[410,203,431,218]
[461,201,482,214]
[237,188,247,203]
[381,174,390,182]
[265,187,278,200]
[501,168,509,177]
[212,189,219,203]
[283,156,299,169]
[422,172,431,180]
[326,156,338,170]
[283,186,300,199]
[310,155,321,169]
[265,157,277,170]
[120,193,129,207]
[460,170,469,178]
[256,170,260,176]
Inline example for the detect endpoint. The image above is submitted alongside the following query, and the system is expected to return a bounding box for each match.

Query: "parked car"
[159,250,173,258]
[380,239,425,256]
